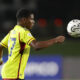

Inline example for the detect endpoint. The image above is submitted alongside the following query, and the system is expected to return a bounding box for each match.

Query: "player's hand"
[55,36,65,43]
[0,58,3,65]
[0,60,3,65]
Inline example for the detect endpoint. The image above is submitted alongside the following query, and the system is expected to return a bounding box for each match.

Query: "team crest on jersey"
[27,33,32,37]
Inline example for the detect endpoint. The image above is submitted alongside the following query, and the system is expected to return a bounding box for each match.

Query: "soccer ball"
[67,19,80,37]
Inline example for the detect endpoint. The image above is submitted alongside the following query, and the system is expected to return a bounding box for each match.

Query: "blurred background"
[0,0,80,80]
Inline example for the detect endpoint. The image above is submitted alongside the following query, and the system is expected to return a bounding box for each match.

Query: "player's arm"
[30,36,65,50]
[0,44,3,65]
[0,33,9,65]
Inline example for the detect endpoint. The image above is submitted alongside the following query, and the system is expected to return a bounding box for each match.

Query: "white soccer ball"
[67,19,80,37]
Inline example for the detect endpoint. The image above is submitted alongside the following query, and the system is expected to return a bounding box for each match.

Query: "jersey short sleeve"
[20,30,35,45]
[0,33,9,48]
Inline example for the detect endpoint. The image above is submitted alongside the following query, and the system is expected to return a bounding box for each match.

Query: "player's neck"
[17,22,25,28]
[17,22,30,30]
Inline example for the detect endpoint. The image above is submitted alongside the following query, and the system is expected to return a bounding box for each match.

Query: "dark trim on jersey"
[17,54,22,78]
[19,42,26,54]
[27,38,34,45]
[1,43,8,48]
[19,32,20,43]
[17,32,26,79]
[19,32,26,54]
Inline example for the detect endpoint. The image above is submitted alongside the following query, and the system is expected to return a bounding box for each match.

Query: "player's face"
[25,14,35,29]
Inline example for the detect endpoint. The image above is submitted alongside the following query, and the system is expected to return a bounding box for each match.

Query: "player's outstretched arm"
[30,36,65,50]
[0,44,3,65]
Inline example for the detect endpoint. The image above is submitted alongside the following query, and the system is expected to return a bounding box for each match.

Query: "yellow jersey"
[0,25,35,79]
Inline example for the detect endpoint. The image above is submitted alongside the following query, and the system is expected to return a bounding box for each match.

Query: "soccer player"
[0,8,65,80]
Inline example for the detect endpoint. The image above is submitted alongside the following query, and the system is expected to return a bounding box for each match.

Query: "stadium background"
[0,0,80,80]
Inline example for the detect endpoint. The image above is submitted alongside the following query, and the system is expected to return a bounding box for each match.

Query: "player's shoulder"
[23,28,33,37]
[14,25,26,32]
[13,25,31,35]
[23,27,31,33]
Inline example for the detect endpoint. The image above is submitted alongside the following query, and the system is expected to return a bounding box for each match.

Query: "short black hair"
[16,8,33,21]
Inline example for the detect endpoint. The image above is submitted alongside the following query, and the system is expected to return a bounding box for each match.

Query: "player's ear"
[21,18,27,22]
[20,18,28,25]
